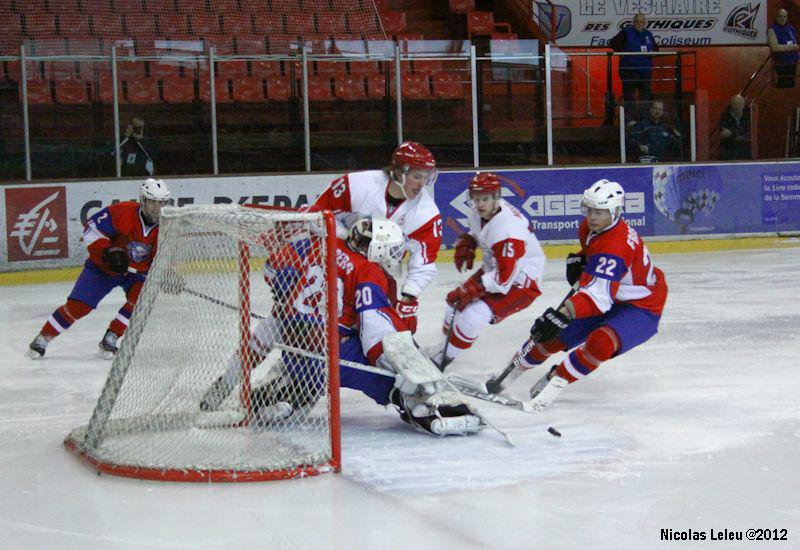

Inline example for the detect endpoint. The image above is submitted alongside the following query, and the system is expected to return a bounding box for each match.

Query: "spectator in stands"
[630,100,682,162]
[610,13,659,122]
[768,9,799,89]
[718,94,751,160]
[119,117,158,177]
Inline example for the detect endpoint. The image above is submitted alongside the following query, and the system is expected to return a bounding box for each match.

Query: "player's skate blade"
[27,334,50,359]
[96,330,119,360]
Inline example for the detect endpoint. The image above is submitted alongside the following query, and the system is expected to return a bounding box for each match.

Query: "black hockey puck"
[547,426,561,438]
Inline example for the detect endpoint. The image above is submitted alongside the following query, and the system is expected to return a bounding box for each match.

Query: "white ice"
[2,248,800,550]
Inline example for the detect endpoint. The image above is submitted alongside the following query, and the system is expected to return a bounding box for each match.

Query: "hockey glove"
[530,307,571,343]
[446,277,486,311]
[453,233,477,273]
[395,295,419,334]
[103,247,129,274]
[565,253,586,286]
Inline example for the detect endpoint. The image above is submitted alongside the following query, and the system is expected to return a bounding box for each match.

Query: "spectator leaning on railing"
[118,117,158,177]
[768,9,799,89]
[610,13,659,122]
[718,94,752,161]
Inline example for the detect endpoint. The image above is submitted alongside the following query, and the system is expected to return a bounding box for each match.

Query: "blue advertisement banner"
[435,162,800,246]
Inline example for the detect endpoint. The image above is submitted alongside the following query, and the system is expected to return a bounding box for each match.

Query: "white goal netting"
[64,204,340,482]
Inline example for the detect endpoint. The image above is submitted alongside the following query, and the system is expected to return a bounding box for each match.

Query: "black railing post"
[604,52,614,125]
[675,52,683,106]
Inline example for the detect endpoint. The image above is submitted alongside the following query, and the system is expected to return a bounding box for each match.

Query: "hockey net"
[64,205,340,482]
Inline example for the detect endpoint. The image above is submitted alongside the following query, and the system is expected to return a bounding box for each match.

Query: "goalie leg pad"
[529,367,568,410]
[380,331,446,395]
[390,388,485,437]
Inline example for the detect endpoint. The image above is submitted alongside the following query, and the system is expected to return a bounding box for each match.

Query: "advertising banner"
[2,162,799,272]
[535,0,768,47]
[437,161,800,246]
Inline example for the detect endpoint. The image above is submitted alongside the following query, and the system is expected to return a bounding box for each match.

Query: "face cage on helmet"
[580,200,622,222]
[369,240,405,265]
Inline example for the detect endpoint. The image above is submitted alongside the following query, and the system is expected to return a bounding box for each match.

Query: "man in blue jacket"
[768,9,799,89]
[611,14,659,121]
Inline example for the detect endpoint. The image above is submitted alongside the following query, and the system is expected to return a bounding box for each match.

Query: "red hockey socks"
[555,326,620,383]
[108,282,143,337]
[41,299,93,338]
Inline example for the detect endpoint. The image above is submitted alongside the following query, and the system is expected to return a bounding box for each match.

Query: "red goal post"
[64,204,340,482]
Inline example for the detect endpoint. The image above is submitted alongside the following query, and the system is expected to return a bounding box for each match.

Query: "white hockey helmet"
[348,218,405,264]
[140,178,170,202]
[581,179,625,222]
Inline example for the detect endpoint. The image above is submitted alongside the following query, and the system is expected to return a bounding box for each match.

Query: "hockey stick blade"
[447,373,537,415]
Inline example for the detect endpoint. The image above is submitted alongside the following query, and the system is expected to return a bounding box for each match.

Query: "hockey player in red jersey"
[489,179,668,409]
[308,142,442,334]
[430,173,546,370]
[27,178,171,359]
[201,218,483,437]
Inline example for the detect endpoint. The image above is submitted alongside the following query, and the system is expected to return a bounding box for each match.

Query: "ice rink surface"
[2,247,800,550]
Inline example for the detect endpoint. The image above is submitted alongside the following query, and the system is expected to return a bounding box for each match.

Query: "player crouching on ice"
[27,178,171,359]
[200,217,484,437]
[429,172,545,371]
[489,179,668,409]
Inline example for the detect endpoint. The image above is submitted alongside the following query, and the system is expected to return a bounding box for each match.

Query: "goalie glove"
[453,233,477,272]
[103,247,129,274]
[446,275,485,311]
[530,307,571,343]
[565,253,586,286]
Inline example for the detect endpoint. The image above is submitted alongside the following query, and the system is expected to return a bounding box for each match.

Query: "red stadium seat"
[91,13,124,36]
[127,77,160,104]
[232,76,265,102]
[372,0,391,12]
[55,77,90,104]
[216,60,248,78]
[380,12,407,36]
[191,13,221,37]
[6,61,21,82]
[317,13,347,35]
[306,75,334,101]
[366,72,386,99]
[26,15,59,38]
[449,0,475,14]
[413,59,443,73]
[23,79,52,105]
[58,14,91,38]
[97,74,125,103]
[250,60,280,77]
[253,13,285,34]
[266,33,298,55]
[288,13,317,35]
[211,0,241,13]
[266,75,292,101]
[467,11,493,36]
[222,13,253,35]
[44,61,78,79]
[400,72,431,99]
[199,75,232,103]
[175,0,204,13]
[151,60,182,79]
[50,0,82,13]
[315,60,346,76]
[117,61,148,80]
[123,14,157,36]
[335,74,367,100]
[349,60,381,74]
[236,36,267,54]
[162,76,196,103]
[157,14,190,38]
[432,71,465,99]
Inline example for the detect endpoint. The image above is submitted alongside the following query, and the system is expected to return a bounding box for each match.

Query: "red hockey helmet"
[468,172,502,197]
[392,141,436,172]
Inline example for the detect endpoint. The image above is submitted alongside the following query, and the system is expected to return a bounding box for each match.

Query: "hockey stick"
[446,373,538,414]
[436,307,457,372]
[183,287,268,320]
[485,282,580,394]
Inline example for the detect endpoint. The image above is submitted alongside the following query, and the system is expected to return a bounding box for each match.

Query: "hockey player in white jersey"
[430,172,546,370]
[308,142,442,334]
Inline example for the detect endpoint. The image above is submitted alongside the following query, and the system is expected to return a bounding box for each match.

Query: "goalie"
[201,217,483,437]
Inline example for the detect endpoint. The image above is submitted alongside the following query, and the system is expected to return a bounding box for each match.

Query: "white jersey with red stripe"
[310,169,442,297]
[571,218,668,317]
[465,198,545,294]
